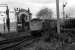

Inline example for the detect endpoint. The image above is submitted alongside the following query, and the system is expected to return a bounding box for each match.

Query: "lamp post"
[56,0,60,34]
[14,8,20,32]
[63,2,67,19]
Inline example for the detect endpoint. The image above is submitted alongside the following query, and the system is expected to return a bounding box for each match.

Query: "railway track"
[0,36,31,45]
[0,35,40,50]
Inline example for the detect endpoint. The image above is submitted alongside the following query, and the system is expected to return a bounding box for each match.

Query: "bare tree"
[36,8,53,19]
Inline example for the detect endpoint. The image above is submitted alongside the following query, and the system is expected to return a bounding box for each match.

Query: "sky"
[0,0,75,23]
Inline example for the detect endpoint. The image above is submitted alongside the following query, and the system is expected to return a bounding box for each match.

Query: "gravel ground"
[22,41,75,50]
[21,36,59,50]
[21,36,75,50]
[0,37,5,41]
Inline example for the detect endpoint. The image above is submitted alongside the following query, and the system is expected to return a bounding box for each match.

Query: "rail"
[0,35,40,50]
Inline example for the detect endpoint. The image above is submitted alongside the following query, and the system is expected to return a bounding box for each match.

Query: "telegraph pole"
[3,17,5,32]
[6,6,10,32]
[56,0,60,34]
